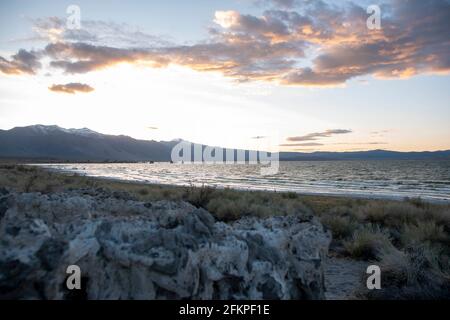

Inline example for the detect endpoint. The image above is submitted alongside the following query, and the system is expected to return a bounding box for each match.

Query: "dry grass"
[400,221,447,246]
[343,225,394,260]
[353,201,423,227]
[357,244,450,299]
[320,213,358,239]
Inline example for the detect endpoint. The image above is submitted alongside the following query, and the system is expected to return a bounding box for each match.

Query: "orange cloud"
[1,0,449,87]
[48,83,94,94]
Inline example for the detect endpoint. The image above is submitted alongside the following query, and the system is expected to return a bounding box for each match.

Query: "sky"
[0,0,449,152]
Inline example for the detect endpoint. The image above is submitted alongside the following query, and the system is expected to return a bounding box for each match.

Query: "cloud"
[281,67,350,87]
[280,142,323,146]
[365,142,388,145]
[271,0,296,8]
[214,11,241,29]
[281,140,387,147]
[214,10,289,37]
[292,148,315,152]
[1,0,449,86]
[44,42,170,74]
[48,82,94,94]
[0,49,41,75]
[287,129,352,142]
[281,0,450,85]
[370,130,391,136]
[331,142,388,145]
[39,39,302,83]
[257,0,297,9]
[252,136,267,139]
[147,126,158,130]
[31,17,172,48]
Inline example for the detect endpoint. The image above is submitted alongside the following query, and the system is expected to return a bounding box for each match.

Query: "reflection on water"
[37,160,450,202]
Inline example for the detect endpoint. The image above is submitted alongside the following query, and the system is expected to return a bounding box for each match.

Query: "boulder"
[0,190,330,300]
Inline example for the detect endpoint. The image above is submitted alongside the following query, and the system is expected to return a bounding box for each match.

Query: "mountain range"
[0,125,449,162]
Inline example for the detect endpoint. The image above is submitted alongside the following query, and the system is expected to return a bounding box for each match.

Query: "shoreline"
[31,163,450,205]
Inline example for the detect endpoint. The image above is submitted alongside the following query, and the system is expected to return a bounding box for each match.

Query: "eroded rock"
[0,190,330,300]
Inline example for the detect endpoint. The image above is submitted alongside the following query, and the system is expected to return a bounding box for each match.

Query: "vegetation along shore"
[1,164,449,299]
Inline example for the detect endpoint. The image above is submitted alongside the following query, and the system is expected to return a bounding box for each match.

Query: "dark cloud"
[287,129,352,142]
[1,0,449,86]
[282,0,450,85]
[215,10,290,37]
[282,67,352,86]
[48,82,94,94]
[41,39,303,82]
[252,136,267,139]
[45,42,169,74]
[147,126,158,130]
[0,49,41,75]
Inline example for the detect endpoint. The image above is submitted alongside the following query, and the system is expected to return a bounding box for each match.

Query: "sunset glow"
[1,0,449,152]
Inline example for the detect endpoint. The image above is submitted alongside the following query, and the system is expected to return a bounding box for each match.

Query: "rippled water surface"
[38,160,450,202]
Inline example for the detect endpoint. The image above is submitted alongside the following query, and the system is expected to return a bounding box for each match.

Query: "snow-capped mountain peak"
[28,125,101,137]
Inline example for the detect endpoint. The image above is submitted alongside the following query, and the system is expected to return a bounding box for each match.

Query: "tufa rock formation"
[0,188,331,299]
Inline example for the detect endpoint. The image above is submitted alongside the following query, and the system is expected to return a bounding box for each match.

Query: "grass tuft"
[344,225,394,260]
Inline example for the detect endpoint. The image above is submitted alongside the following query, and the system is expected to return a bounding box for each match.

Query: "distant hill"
[0,125,449,162]
[279,149,450,161]
[0,125,178,162]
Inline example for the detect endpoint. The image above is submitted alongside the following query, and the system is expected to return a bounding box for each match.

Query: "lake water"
[38,160,450,203]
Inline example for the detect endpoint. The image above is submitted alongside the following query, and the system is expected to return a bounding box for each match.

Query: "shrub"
[320,214,358,239]
[355,201,423,229]
[282,192,298,199]
[42,183,57,194]
[23,174,39,192]
[8,176,18,184]
[16,165,37,173]
[360,244,450,299]
[138,188,149,196]
[207,198,247,221]
[161,188,174,199]
[183,184,216,208]
[426,207,450,230]
[281,200,312,217]
[401,221,447,246]
[344,225,394,260]
[63,177,74,184]
[406,197,428,209]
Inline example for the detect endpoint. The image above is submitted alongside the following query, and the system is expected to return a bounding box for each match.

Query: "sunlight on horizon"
[0,0,449,153]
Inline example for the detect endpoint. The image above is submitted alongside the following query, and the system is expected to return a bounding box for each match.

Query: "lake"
[38,160,450,203]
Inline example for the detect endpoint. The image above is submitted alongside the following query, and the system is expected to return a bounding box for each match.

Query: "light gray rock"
[0,189,331,300]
